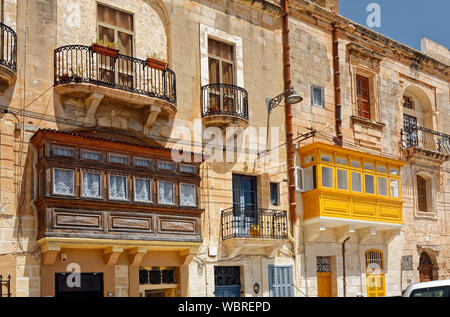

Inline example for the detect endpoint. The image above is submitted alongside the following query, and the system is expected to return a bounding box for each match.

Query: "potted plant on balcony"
[91,39,120,58]
[58,67,83,83]
[146,52,167,70]
[249,224,261,237]
[71,67,83,83]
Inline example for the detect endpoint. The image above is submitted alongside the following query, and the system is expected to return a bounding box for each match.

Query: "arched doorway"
[418,251,433,282]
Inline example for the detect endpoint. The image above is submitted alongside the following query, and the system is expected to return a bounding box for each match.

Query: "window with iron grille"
[214,266,240,286]
[139,267,176,285]
[365,250,384,272]
[316,256,331,273]
[403,96,413,109]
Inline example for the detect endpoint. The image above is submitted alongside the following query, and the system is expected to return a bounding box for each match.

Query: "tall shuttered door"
[365,250,386,297]
[269,266,294,297]
[366,274,386,297]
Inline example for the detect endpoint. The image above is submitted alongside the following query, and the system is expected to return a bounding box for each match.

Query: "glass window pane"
[110,154,127,164]
[180,183,196,207]
[54,147,74,157]
[109,175,127,200]
[321,166,333,188]
[135,178,151,202]
[312,86,323,106]
[296,167,303,190]
[159,181,174,204]
[321,154,333,163]
[118,31,132,56]
[351,160,361,168]
[98,25,115,43]
[365,174,375,194]
[336,157,347,165]
[390,179,399,198]
[222,62,233,85]
[158,162,174,171]
[390,168,399,176]
[135,158,151,168]
[378,177,388,196]
[337,170,348,190]
[377,165,387,173]
[364,162,374,171]
[304,155,314,165]
[81,151,102,161]
[270,183,279,206]
[82,172,101,198]
[53,169,74,195]
[351,172,361,192]
[180,165,195,173]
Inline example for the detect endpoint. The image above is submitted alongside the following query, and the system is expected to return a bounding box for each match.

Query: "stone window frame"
[413,170,437,219]
[311,84,325,108]
[350,66,380,123]
[200,24,244,88]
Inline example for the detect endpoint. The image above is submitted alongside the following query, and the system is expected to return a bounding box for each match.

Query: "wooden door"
[419,252,433,282]
[356,75,370,119]
[366,274,386,297]
[416,176,428,212]
[317,272,332,297]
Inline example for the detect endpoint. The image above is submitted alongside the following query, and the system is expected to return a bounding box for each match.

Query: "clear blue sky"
[339,0,450,50]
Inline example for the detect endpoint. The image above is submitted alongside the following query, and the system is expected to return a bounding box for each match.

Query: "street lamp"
[261,87,303,157]
[266,87,303,113]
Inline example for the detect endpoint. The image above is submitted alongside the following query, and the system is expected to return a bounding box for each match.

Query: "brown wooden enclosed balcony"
[221,207,288,257]
[201,83,248,127]
[401,125,450,163]
[0,23,17,92]
[54,45,177,132]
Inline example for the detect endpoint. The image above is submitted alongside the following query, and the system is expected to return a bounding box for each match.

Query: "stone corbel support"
[84,93,104,124]
[305,223,327,242]
[383,228,401,244]
[143,105,161,135]
[104,246,124,266]
[41,244,61,266]
[179,248,197,266]
[128,247,148,266]
[359,227,377,244]
[335,225,355,243]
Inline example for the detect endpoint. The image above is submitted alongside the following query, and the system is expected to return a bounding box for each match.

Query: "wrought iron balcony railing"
[201,83,248,121]
[221,207,288,240]
[54,45,176,105]
[401,124,450,156]
[0,23,17,73]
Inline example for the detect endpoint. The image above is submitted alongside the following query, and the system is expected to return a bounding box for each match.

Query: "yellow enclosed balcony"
[297,143,406,241]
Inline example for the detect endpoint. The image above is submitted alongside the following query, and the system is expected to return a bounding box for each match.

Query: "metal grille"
[0,275,12,297]
[214,266,240,286]
[221,207,288,240]
[0,23,17,73]
[316,256,331,273]
[401,124,450,155]
[365,250,383,271]
[201,83,248,121]
[139,267,176,285]
[54,45,176,105]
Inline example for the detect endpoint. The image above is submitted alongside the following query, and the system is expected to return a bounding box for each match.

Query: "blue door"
[269,266,294,297]
[214,266,241,297]
[232,174,257,237]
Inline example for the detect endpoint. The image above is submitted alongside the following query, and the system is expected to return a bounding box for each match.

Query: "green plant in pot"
[92,39,120,58]
[146,52,167,71]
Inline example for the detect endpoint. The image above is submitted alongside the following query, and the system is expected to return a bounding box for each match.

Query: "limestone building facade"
[0,0,448,297]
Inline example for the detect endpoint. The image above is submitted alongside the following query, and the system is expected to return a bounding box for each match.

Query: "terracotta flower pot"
[91,44,119,58]
[146,57,167,71]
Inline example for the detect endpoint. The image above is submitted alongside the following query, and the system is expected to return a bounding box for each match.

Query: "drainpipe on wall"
[332,23,343,147]
[342,237,350,297]
[281,0,297,225]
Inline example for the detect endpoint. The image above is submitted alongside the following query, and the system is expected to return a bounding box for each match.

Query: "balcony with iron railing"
[201,83,249,127]
[220,206,288,257]
[54,45,177,132]
[0,23,17,92]
[401,124,450,162]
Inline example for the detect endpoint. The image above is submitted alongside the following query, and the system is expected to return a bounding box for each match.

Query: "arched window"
[417,175,428,212]
[419,252,432,266]
[365,249,384,272]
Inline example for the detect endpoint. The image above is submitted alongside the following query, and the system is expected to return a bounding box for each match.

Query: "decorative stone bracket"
[128,247,148,266]
[41,244,61,266]
[84,93,104,124]
[143,105,161,135]
[104,246,124,266]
